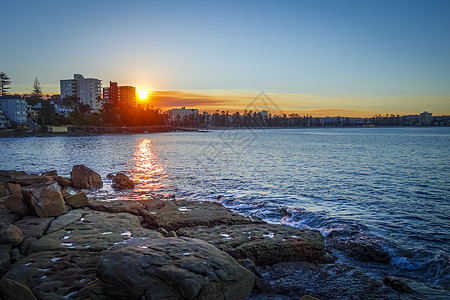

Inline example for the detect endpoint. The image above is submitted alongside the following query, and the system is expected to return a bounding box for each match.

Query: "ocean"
[1,127,449,289]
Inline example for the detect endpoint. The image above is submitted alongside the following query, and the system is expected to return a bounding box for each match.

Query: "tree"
[32,77,42,97]
[0,72,11,96]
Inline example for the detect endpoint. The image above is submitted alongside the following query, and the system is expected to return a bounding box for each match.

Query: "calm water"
[1,127,449,286]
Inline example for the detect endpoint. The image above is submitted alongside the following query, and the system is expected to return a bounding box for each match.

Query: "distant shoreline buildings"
[60,74,102,112]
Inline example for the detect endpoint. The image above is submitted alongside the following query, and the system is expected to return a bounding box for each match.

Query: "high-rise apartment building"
[103,81,136,109]
[0,96,28,126]
[60,74,102,112]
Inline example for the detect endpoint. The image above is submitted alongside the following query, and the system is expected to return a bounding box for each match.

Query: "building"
[103,81,136,109]
[419,111,432,126]
[168,107,199,123]
[0,108,7,128]
[60,74,102,112]
[0,96,28,127]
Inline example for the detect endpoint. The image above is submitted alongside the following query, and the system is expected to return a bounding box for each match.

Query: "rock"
[47,210,82,233]
[0,170,27,183]
[382,276,413,293]
[151,200,264,231]
[0,244,12,276]
[0,184,10,197]
[53,176,71,188]
[70,165,103,189]
[64,192,89,208]
[252,262,405,300]
[97,237,255,300]
[300,295,320,300]
[14,216,54,255]
[106,173,115,179]
[28,210,162,253]
[15,216,54,239]
[13,174,53,186]
[326,232,390,263]
[111,173,135,190]
[0,279,37,300]
[178,224,333,265]
[157,227,169,236]
[0,204,20,225]
[0,224,23,246]
[2,250,100,299]
[21,182,66,217]
[4,194,31,217]
[166,230,177,237]
[6,183,21,194]
[42,170,58,177]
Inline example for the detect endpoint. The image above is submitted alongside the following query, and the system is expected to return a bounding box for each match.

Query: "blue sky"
[2,0,449,115]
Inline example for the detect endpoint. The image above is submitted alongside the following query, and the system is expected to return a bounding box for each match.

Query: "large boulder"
[64,192,89,208]
[0,184,9,197]
[21,182,66,218]
[70,165,103,189]
[97,237,255,300]
[0,224,23,246]
[0,244,12,276]
[112,173,135,190]
[178,224,333,265]
[4,194,31,217]
[0,170,27,183]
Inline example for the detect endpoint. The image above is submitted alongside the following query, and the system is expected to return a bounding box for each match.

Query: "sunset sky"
[2,0,450,116]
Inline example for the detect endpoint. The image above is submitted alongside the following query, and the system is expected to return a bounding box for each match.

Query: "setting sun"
[138,90,148,100]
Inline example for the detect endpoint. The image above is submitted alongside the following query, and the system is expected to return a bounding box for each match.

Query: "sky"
[2,0,450,116]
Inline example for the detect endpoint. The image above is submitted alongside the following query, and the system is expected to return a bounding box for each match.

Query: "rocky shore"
[0,167,444,299]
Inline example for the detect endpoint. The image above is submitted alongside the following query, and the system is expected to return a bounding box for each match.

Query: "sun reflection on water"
[129,138,167,199]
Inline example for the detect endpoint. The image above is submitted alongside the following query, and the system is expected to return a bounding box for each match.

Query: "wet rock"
[0,170,27,183]
[0,184,10,197]
[105,173,115,179]
[111,172,135,190]
[53,176,71,188]
[42,170,58,177]
[4,194,31,217]
[300,295,320,300]
[382,276,413,293]
[157,227,169,236]
[47,209,82,233]
[6,183,21,194]
[15,216,54,239]
[178,224,333,265]
[0,224,23,246]
[0,279,38,300]
[0,244,12,276]
[0,204,20,225]
[2,250,100,300]
[64,192,89,208]
[29,210,162,253]
[166,230,177,237]
[152,200,264,231]
[22,182,66,217]
[70,165,103,189]
[97,237,255,300]
[252,262,406,300]
[13,174,53,186]
[326,233,390,263]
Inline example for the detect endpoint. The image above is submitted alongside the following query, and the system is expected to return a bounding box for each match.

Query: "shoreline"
[1,168,447,299]
[1,124,448,139]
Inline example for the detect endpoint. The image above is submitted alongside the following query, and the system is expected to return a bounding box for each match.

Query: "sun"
[138,90,148,100]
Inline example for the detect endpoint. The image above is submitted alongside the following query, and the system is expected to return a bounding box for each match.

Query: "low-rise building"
[0,96,29,127]
[168,107,199,123]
